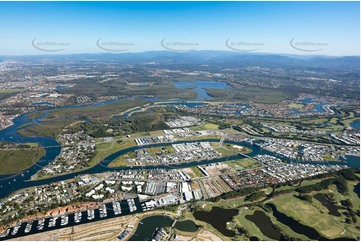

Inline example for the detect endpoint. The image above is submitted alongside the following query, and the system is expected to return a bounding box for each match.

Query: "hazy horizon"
[0,1,359,56]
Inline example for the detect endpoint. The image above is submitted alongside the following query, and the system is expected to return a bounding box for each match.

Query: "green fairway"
[192,174,359,241]
[269,190,359,240]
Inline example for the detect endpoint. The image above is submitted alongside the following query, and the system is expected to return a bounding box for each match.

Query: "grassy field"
[0,146,45,175]
[0,88,25,100]
[214,147,236,156]
[147,146,175,156]
[190,166,205,178]
[192,122,219,131]
[193,175,359,241]
[47,99,149,120]
[89,139,136,167]
[0,88,25,93]
[108,155,130,167]
[225,144,252,154]
[287,103,305,109]
[270,193,358,239]
[206,86,295,104]
[226,158,260,171]
[18,120,73,138]
[233,87,294,104]
[181,134,221,142]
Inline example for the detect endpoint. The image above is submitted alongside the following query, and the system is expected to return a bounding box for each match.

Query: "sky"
[0,1,359,56]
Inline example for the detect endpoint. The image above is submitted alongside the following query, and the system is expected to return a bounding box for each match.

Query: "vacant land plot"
[90,139,136,167]
[193,122,219,131]
[227,158,260,171]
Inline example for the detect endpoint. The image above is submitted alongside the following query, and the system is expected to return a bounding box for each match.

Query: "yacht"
[99,204,108,218]
[112,201,122,215]
[127,198,137,213]
[48,217,58,228]
[37,219,45,230]
[24,222,32,233]
[11,225,20,236]
[87,210,95,220]
[74,212,82,223]
[60,215,69,226]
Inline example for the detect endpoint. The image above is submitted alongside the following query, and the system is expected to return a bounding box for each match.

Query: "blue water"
[350,119,360,130]
[291,109,301,115]
[0,97,358,201]
[299,98,313,103]
[314,102,326,113]
[173,80,229,100]
[297,98,326,113]
[32,102,53,106]
[55,85,69,90]
[1,197,144,241]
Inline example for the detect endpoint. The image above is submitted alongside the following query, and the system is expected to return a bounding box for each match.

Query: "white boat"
[87,210,95,220]
[48,217,58,228]
[60,215,69,226]
[24,222,32,233]
[127,198,137,213]
[112,201,122,215]
[99,204,108,218]
[11,225,20,236]
[74,212,82,223]
[37,219,45,230]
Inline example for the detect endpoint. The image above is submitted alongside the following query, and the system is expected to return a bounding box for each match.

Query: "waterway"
[0,197,144,241]
[0,97,359,240]
[313,193,343,217]
[350,119,360,130]
[128,216,198,241]
[193,207,238,237]
[0,115,359,200]
[298,98,328,113]
[128,215,173,241]
[353,183,360,198]
[174,220,198,232]
[266,203,354,241]
[173,80,229,100]
[299,98,314,103]
[245,210,285,240]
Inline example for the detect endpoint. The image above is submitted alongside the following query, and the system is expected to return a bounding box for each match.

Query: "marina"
[0,198,143,241]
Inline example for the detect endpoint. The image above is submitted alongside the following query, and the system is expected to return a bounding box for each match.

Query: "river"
[0,98,359,241]
[0,98,359,201]
[173,80,229,100]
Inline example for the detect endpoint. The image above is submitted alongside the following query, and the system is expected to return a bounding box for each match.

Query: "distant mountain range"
[2,51,359,71]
